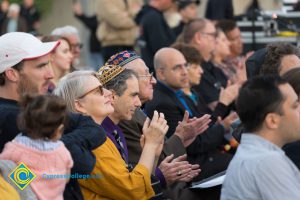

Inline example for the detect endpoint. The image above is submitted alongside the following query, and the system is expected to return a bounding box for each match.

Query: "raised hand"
[142,111,169,154]
[174,111,211,147]
[219,81,240,106]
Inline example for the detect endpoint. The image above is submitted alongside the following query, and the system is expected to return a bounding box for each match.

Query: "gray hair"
[53,70,96,113]
[104,69,138,96]
[51,25,79,37]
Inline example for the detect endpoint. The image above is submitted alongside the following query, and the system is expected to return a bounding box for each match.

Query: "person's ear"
[110,90,118,106]
[5,68,19,82]
[156,68,166,81]
[194,31,202,44]
[74,100,88,115]
[264,113,281,130]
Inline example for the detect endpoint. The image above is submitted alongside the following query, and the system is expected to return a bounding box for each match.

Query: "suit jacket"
[119,108,186,165]
[193,61,228,104]
[145,81,232,181]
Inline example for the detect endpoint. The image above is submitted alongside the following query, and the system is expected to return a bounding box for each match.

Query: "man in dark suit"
[145,47,233,199]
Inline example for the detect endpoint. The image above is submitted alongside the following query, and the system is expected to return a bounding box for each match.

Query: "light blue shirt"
[221,134,300,200]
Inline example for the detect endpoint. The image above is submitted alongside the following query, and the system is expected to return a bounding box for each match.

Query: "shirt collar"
[241,133,285,155]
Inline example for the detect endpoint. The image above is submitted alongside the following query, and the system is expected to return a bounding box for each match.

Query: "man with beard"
[0,32,59,151]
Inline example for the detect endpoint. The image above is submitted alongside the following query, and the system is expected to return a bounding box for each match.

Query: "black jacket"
[62,113,107,200]
[193,61,228,104]
[145,82,232,180]
[74,14,101,52]
[0,98,20,152]
[135,5,176,72]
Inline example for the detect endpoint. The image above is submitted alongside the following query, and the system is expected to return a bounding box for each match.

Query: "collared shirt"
[221,134,300,200]
[102,117,129,164]
[159,81,194,117]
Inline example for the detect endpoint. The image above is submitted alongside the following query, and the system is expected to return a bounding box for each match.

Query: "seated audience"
[55,70,168,200]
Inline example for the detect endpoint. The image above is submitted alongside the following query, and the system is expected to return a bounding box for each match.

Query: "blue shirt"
[159,81,194,117]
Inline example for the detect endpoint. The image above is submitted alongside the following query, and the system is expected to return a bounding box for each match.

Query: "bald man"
[145,47,232,199]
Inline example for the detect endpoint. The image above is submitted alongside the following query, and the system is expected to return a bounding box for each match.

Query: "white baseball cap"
[0,32,60,73]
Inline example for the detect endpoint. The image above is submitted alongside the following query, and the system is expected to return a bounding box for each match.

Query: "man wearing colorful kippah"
[106,50,212,199]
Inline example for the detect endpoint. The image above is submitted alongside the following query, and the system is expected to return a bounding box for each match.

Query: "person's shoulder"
[141,8,161,22]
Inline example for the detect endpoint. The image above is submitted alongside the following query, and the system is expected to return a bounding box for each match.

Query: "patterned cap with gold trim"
[105,50,140,67]
[97,64,125,85]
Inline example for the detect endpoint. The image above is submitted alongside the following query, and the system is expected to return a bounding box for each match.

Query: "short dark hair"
[18,94,67,139]
[183,18,206,44]
[104,69,138,96]
[282,67,300,96]
[0,61,24,86]
[171,43,203,64]
[215,19,237,35]
[260,43,300,75]
[236,75,287,132]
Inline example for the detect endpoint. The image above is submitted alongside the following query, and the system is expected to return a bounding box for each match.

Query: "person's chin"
[107,106,114,114]
[40,85,49,94]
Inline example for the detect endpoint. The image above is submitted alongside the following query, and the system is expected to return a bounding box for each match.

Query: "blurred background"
[1,0,298,67]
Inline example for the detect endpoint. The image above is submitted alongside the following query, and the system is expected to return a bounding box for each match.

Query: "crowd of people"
[1,0,300,200]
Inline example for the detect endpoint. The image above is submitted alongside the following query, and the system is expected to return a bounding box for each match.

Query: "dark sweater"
[0,98,20,152]
[62,113,107,200]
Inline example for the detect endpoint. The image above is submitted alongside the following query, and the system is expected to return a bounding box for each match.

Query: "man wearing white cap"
[0,32,59,151]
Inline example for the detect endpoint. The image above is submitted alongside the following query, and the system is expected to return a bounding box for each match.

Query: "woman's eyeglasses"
[78,85,104,99]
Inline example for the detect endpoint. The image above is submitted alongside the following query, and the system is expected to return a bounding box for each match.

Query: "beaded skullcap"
[97,64,125,85]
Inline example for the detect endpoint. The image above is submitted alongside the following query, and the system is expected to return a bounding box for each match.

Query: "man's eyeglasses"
[200,32,217,38]
[78,85,104,99]
[71,43,83,50]
[138,72,154,82]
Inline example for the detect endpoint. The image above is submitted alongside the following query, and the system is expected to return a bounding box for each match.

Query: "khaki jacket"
[95,0,142,47]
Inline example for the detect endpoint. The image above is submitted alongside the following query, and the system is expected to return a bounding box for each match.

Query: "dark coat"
[74,14,101,52]
[0,98,20,152]
[62,113,107,200]
[135,5,176,72]
[1,17,28,35]
[193,61,228,104]
[145,82,232,181]
[205,0,234,20]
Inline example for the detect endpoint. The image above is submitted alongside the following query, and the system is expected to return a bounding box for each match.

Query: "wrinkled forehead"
[126,59,149,73]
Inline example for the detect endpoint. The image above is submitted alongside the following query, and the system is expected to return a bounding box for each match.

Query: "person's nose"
[45,63,54,79]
